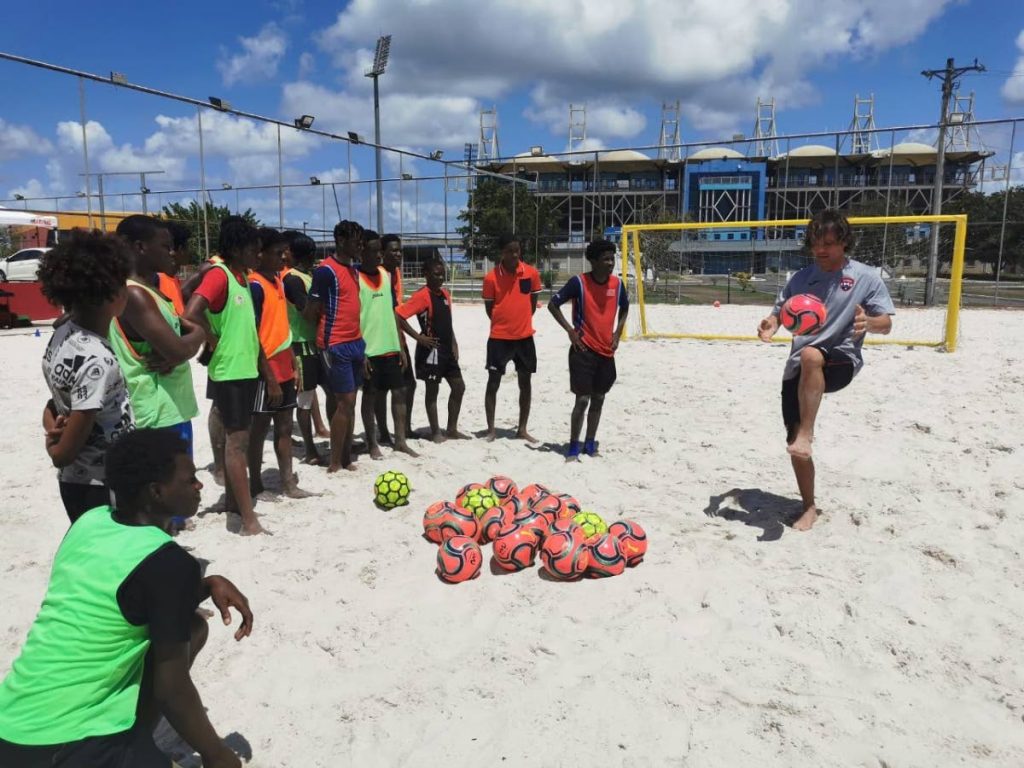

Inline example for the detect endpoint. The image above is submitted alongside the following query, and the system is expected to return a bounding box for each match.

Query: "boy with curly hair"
[39,230,135,523]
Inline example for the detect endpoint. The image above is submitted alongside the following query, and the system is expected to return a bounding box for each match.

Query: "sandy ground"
[1,303,1023,768]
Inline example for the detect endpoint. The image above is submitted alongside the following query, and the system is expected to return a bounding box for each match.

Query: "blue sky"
[1,0,1023,236]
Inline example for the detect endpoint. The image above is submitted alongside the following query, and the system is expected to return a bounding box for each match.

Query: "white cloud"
[217,23,289,86]
[7,178,47,200]
[313,0,954,141]
[145,111,318,159]
[524,86,646,143]
[298,52,316,78]
[1003,30,1024,105]
[56,120,187,181]
[281,81,478,149]
[0,119,53,160]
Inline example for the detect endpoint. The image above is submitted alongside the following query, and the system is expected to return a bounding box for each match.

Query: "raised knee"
[799,346,825,368]
[574,395,591,410]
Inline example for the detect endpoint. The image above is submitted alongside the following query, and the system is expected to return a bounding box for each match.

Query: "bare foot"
[485,429,497,443]
[240,521,271,536]
[431,431,448,444]
[250,482,266,498]
[369,446,384,460]
[302,453,327,466]
[327,463,343,474]
[792,506,818,531]
[787,434,813,460]
[446,429,471,440]
[394,442,419,458]
[344,462,358,472]
[284,485,317,499]
[515,430,538,443]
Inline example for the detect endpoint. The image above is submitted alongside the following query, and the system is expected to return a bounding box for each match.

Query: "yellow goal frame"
[619,214,967,352]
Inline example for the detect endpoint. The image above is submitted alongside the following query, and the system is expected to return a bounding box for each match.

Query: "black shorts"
[568,346,617,396]
[781,349,855,443]
[364,354,405,391]
[486,337,537,375]
[0,722,170,768]
[208,377,259,432]
[254,379,297,413]
[58,482,111,525]
[292,341,324,393]
[415,345,462,383]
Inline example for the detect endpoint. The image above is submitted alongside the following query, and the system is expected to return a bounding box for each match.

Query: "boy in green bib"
[356,230,416,459]
[110,216,204,452]
[184,217,269,536]
[0,429,252,768]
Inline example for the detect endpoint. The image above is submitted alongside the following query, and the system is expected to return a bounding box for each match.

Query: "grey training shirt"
[772,258,896,381]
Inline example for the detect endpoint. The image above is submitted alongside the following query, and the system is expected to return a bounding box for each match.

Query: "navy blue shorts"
[166,420,194,456]
[322,339,366,394]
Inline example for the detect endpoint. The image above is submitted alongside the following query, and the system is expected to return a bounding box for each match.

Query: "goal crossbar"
[619,214,968,352]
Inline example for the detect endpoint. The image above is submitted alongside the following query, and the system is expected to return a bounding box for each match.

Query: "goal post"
[618,214,967,352]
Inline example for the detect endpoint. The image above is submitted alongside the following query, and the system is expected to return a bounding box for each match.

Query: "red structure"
[0,282,61,326]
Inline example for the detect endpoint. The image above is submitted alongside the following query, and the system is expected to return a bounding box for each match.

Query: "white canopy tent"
[0,209,58,229]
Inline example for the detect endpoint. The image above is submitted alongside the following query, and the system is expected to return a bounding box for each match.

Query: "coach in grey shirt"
[758,210,895,532]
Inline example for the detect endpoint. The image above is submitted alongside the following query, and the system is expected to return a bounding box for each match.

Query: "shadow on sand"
[704,487,803,542]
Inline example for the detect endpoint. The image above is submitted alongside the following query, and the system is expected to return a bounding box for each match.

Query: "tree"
[634,201,688,283]
[457,177,560,265]
[947,185,1024,274]
[160,201,259,263]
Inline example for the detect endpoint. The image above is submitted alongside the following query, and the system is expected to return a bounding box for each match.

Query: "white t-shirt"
[41,322,134,485]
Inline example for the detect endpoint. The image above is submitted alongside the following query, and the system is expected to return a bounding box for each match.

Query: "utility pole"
[921,57,984,305]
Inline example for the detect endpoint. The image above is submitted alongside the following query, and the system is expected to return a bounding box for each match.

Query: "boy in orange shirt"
[482,233,542,442]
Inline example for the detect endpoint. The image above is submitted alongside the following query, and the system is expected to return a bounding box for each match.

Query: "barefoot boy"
[482,234,542,442]
[757,209,895,531]
[397,257,468,442]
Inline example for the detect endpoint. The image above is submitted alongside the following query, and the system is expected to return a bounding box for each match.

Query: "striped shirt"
[309,257,362,348]
[551,273,628,357]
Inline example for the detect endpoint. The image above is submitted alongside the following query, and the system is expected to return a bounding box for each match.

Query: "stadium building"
[482,100,993,274]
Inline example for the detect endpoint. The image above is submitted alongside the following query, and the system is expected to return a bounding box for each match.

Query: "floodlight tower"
[366,34,391,233]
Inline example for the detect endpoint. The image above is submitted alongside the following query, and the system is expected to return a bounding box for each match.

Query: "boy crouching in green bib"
[0,429,253,768]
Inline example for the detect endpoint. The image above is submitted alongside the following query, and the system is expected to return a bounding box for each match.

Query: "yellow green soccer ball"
[458,487,500,519]
[374,470,411,509]
[573,510,608,540]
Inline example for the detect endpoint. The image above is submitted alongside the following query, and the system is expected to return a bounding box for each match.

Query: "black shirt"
[283,272,309,311]
[116,543,203,643]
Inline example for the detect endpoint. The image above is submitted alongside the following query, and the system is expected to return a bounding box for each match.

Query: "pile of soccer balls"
[423,476,647,584]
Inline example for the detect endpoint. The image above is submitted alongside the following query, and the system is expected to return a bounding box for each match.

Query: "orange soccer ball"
[492,523,541,572]
[518,483,553,507]
[540,528,590,581]
[531,494,568,525]
[780,293,827,336]
[423,501,479,543]
[436,536,483,583]
[486,475,519,503]
[585,533,627,578]
[607,519,648,567]
[479,502,515,544]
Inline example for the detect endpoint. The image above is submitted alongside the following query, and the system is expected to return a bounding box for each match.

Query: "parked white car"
[0,247,50,282]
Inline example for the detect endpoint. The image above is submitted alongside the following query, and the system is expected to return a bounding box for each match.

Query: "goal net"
[618,215,967,351]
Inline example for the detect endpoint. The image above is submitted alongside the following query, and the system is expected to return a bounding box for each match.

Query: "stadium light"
[530,145,544,156]
[429,150,444,161]
[76,191,86,197]
[221,182,232,189]
[110,71,128,85]
[347,131,362,144]
[731,133,746,142]
[365,34,392,233]
[948,112,967,125]
[208,96,231,111]
[140,186,151,194]
[310,176,321,185]
[401,173,413,180]
[367,35,392,77]
[294,114,315,129]
[13,194,24,200]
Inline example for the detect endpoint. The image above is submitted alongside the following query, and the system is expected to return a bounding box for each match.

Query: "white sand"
[2,304,1023,768]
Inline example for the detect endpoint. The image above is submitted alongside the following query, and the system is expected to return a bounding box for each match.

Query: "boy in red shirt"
[482,234,542,442]
[249,228,312,499]
[548,239,629,461]
[303,221,365,472]
[397,258,468,442]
